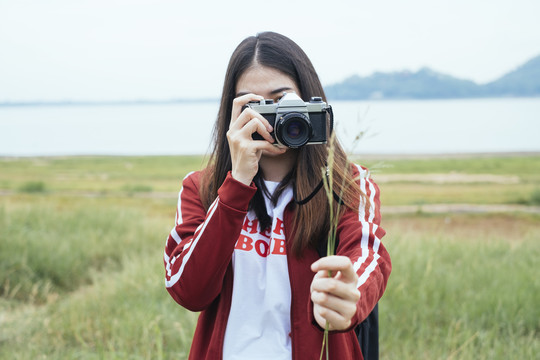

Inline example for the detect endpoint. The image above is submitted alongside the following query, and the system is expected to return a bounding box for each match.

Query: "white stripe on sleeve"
[165,197,219,288]
[352,164,381,289]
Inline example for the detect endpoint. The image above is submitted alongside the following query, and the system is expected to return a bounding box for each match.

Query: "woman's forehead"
[236,66,299,97]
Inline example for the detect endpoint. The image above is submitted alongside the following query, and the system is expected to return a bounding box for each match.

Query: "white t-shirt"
[223,180,293,360]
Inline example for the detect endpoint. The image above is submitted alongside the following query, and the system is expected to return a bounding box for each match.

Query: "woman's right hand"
[227,94,287,185]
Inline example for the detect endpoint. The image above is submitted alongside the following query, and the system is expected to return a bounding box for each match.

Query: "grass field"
[1,154,539,359]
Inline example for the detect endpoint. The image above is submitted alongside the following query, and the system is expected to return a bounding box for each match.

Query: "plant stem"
[319,321,330,360]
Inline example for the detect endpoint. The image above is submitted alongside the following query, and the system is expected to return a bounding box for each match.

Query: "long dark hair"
[200,32,361,256]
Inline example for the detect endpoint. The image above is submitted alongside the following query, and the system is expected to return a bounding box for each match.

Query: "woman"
[164,32,391,359]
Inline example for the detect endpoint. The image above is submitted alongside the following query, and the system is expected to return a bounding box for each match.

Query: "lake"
[1,98,539,156]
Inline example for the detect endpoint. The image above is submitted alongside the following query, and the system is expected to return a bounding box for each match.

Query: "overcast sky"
[1,0,539,102]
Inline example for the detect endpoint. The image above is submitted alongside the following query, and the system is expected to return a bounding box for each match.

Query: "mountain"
[324,54,540,100]
[485,55,540,96]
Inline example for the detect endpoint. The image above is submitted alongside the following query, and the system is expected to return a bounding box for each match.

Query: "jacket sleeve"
[336,164,392,328]
[163,171,257,311]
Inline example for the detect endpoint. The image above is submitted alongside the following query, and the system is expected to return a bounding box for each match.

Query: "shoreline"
[2,151,539,160]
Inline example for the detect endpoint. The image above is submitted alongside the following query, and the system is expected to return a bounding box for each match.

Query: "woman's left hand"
[310,256,360,331]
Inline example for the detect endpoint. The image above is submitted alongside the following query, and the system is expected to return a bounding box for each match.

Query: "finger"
[311,256,358,284]
[230,108,274,140]
[312,269,327,280]
[240,117,275,143]
[311,290,358,320]
[311,276,361,302]
[313,302,354,331]
[231,94,264,122]
[253,140,287,155]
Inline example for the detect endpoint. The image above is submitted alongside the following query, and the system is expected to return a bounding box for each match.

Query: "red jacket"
[164,167,391,359]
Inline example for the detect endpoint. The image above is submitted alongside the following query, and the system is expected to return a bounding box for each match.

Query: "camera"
[245,92,332,148]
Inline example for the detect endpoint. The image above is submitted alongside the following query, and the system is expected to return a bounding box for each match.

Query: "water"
[1,98,539,156]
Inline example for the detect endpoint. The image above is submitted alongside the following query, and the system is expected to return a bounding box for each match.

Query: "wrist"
[231,170,253,186]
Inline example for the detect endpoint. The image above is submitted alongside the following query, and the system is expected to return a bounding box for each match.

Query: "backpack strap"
[355,303,379,360]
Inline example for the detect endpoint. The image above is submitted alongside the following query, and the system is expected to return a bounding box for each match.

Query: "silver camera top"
[247,92,328,115]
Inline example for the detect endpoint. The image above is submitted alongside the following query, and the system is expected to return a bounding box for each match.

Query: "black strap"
[293,179,324,205]
[292,176,345,206]
[293,161,345,206]
[293,105,338,206]
[327,105,334,135]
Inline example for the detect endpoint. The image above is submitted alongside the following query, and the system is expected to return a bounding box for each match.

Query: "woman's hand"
[227,93,286,185]
[310,256,361,331]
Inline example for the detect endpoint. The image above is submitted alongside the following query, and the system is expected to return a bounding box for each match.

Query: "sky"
[1,0,540,102]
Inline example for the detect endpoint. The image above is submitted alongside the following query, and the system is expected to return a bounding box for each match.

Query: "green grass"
[0,198,161,303]
[17,180,47,193]
[2,155,539,204]
[0,155,207,193]
[379,182,540,206]
[351,154,540,206]
[379,213,540,359]
[525,188,540,205]
[1,154,539,359]
[0,195,197,359]
[1,247,198,359]
[357,154,540,180]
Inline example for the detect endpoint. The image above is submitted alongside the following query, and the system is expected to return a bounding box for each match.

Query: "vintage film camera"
[246,92,333,148]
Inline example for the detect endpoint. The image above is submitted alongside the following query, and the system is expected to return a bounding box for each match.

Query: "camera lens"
[275,112,312,148]
[286,120,302,138]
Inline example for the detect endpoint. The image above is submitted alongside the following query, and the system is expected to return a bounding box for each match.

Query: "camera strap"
[327,105,334,134]
[293,179,324,205]
[293,105,338,205]
[293,164,345,205]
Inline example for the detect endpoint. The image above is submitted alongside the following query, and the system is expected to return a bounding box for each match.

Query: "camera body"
[246,92,331,148]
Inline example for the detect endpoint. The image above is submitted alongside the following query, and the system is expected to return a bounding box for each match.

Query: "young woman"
[164,32,391,360]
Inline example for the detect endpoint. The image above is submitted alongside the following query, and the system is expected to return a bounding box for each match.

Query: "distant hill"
[485,55,540,96]
[324,54,540,100]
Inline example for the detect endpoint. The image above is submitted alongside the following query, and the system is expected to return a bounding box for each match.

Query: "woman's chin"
[261,145,292,158]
